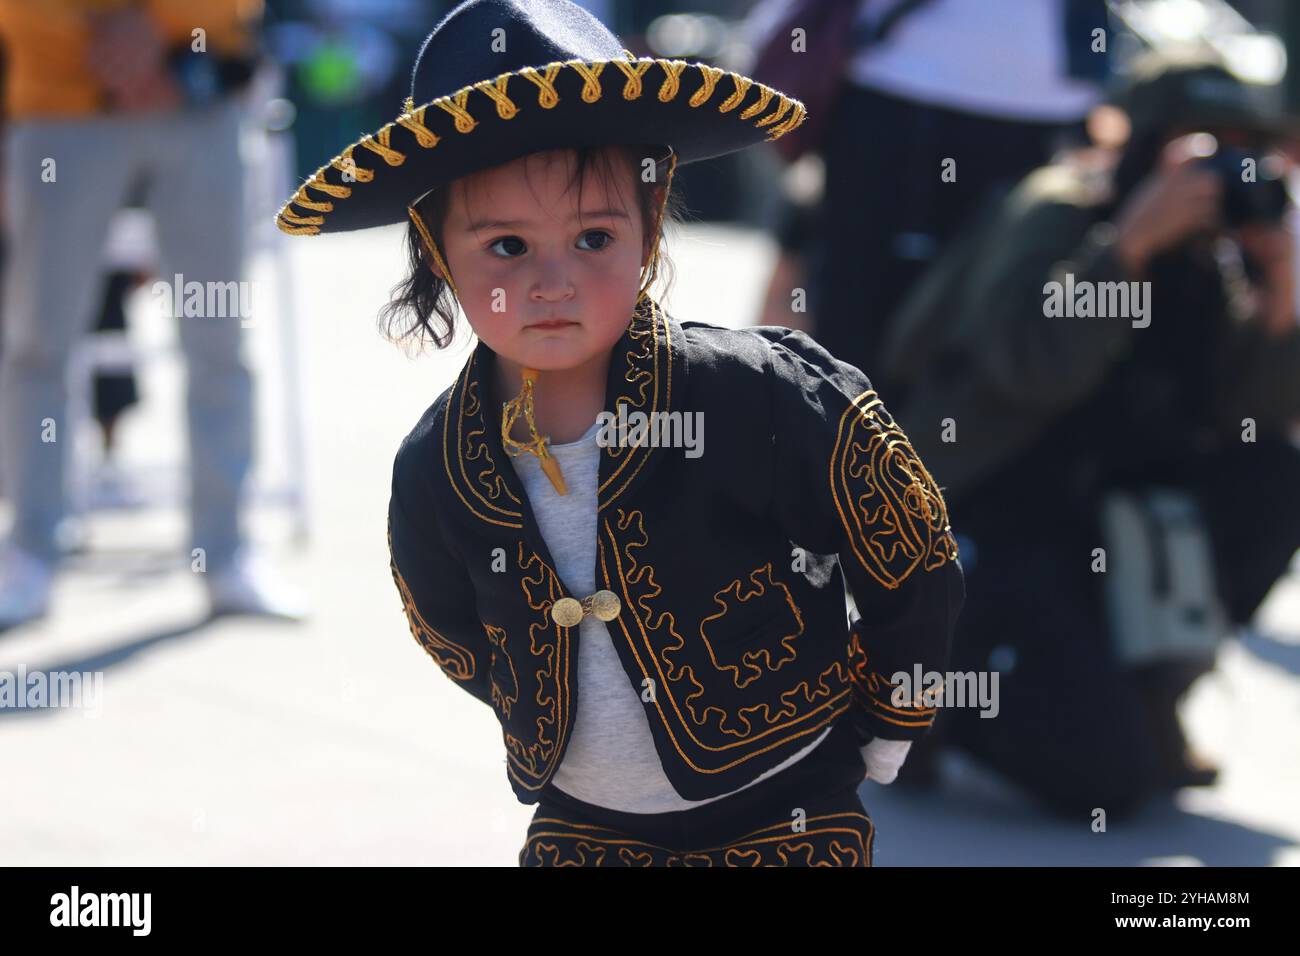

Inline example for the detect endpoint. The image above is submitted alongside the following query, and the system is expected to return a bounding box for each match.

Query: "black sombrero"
[274,0,807,236]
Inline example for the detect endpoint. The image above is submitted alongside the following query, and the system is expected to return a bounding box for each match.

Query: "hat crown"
[410,0,625,106]
[276,0,810,235]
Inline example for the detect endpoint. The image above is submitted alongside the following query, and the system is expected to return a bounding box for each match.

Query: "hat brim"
[276,56,806,235]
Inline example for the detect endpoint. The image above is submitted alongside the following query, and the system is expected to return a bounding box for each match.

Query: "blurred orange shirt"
[0,0,263,119]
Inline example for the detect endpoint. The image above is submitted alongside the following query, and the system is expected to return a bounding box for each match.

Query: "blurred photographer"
[878,48,1300,818]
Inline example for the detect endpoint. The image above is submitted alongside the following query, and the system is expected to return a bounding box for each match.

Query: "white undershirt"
[508,417,831,814]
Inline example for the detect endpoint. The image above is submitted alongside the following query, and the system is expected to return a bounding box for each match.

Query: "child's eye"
[488,236,527,257]
[577,229,613,252]
[486,231,612,257]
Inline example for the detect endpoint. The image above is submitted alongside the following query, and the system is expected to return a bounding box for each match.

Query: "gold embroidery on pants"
[519,812,873,866]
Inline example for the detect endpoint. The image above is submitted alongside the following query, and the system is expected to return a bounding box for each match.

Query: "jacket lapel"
[442,294,685,596]
[594,294,684,513]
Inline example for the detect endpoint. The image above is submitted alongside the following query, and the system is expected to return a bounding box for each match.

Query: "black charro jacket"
[386,295,965,805]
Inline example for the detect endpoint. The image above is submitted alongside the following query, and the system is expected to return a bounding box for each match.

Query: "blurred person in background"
[0,42,146,502]
[748,0,1109,376]
[0,0,306,630]
[876,48,1300,818]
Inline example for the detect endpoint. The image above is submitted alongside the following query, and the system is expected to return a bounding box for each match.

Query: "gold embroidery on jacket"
[442,360,524,529]
[502,544,573,791]
[699,563,803,687]
[597,297,670,512]
[485,623,518,719]
[846,629,937,730]
[599,508,848,767]
[443,296,668,527]
[462,376,523,508]
[831,389,959,590]
[387,517,478,683]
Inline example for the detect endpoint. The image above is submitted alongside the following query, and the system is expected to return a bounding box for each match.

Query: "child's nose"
[529,263,576,303]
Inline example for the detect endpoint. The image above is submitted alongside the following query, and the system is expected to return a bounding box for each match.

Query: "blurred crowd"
[0,0,1297,827]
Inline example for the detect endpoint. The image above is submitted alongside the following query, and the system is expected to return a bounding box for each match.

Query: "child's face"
[434,147,653,372]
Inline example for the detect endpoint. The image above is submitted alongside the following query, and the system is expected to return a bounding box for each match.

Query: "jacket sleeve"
[883,197,1140,502]
[950,199,1136,411]
[387,449,494,709]
[766,328,966,744]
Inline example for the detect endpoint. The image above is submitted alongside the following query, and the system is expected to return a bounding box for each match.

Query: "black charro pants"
[519,718,873,866]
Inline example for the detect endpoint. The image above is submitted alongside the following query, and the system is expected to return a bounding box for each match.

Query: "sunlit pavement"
[1,222,1297,865]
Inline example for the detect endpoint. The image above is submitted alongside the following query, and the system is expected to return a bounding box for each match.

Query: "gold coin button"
[551,597,583,628]
[590,590,621,621]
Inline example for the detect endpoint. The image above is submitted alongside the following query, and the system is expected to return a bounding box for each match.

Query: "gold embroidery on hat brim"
[275,51,806,235]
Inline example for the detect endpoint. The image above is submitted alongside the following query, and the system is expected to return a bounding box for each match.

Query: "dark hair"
[378,143,688,353]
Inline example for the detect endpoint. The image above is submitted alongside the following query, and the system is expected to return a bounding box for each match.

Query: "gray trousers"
[0,96,253,569]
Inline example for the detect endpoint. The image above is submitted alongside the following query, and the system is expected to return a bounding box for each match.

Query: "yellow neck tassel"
[501,367,568,496]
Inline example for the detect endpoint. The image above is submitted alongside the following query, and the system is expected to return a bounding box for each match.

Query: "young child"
[277,0,964,867]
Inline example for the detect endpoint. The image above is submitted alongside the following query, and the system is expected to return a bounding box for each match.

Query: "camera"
[1197,146,1291,226]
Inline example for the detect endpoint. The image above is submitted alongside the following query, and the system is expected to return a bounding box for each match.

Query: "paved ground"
[2,222,1297,866]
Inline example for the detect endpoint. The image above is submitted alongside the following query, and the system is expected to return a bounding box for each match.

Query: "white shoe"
[204,547,308,621]
[0,545,56,631]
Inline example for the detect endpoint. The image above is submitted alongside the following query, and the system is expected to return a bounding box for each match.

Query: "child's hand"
[859,738,913,785]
